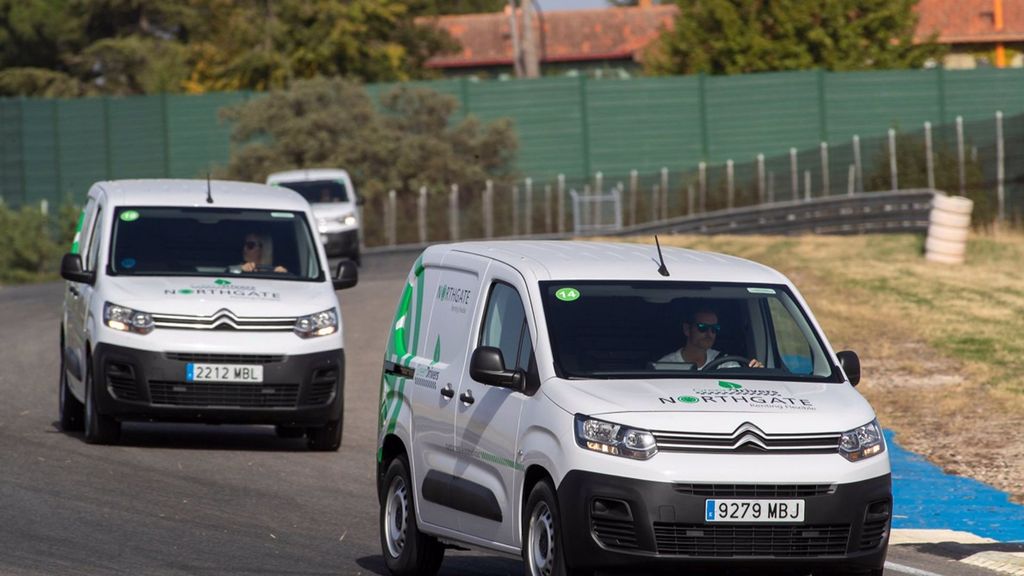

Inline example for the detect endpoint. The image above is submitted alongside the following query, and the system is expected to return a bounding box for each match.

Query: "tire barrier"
[925,194,973,264]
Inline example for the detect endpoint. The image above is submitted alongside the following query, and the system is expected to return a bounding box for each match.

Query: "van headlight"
[294,308,338,338]
[341,214,357,226]
[839,419,886,462]
[104,302,154,335]
[575,414,657,460]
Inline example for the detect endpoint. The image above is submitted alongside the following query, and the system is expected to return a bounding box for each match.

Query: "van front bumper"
[557,470,891,575]
[321,229,359,260]
[92,342,343,426]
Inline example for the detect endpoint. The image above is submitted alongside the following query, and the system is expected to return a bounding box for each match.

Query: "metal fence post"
[956,116,966,196]
[418,186,428,244]
[888,128,898,192]
[687,184,695,216]
[593,172,602,226]
[40,199,49,215]
[557,174,565,234]
[524,178,533,236]
[804,170,811,202]
[924,122,935,191]
[698,162,707,213]
[660,167,669,215]
[651,184,659,221]
[484,180,494,239]
[512,185,520,236]
[449,184,459,241]
[387,190,397,246]
[847,165,855,196]
[996,110,1005,221]
[726,160,734,209]
[757,154,765,204]
[790,148,798,200]
[820,142,830,196]
[629,169,638,225]
[853,135,862,193]
[544,184,552,233]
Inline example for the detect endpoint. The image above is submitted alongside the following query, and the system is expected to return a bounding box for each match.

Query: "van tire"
[59,349,84,432]
[84,363,120,444]
[380,455,444,576]
[306,417,342,451]
[523,480,591,576]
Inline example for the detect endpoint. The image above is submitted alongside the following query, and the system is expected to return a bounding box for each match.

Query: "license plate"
[186,363,263,383]
[705,499,805,522]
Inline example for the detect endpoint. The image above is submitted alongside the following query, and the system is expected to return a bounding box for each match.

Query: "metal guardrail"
[606,189,936,238]
[362,189,936,256]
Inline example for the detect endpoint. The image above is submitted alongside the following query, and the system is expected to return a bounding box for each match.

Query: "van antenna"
[206,172,214,204]
[654,235,670,277]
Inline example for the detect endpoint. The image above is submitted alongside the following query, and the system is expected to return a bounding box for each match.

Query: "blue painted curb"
[887,429,1024,542]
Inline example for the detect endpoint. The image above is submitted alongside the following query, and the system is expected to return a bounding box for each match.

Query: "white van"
[59,179,358,450]
[266,169,362,264]
[376,241,890,576]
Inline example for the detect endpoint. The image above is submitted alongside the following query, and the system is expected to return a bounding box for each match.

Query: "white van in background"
[266,169,362,265]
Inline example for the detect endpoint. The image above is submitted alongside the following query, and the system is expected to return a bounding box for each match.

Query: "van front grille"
[148,380,299,408]
[653,523,850,557]
[592,517,639,550]
[152,308,295,332]
[652,422,841,454]
[673,484,835,498]
[165,352,284,364]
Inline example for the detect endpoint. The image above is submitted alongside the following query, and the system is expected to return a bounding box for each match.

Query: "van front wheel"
[523,480,592,576]
[380,455,444,576]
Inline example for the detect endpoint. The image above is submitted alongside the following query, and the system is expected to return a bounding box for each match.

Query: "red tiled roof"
[915,0,1024,43]
[422,5,678,68]
[422,1,1024,70]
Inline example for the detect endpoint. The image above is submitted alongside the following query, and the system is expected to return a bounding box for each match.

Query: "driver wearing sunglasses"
[658,307,764,369]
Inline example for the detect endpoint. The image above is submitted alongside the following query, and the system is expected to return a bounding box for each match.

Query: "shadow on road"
[356,554,523,576]
[50,420,317,452]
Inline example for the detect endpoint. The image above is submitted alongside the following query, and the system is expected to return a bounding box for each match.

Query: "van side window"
[481,283,532,372]
[85,207,104,272]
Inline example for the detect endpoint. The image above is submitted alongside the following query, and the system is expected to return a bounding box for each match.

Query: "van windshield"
[108,207,323,281]
[540,281,839,381]
[275,179,350,204]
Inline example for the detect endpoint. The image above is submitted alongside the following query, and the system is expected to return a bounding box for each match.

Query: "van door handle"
[459,390,475,405]
[440,384,455,400]
[68,285,79,297]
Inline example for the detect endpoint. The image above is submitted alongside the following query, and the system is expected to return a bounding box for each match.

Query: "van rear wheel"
[380,455,444,576]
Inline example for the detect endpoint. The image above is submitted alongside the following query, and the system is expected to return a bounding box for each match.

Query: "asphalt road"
[0,251,1003,576]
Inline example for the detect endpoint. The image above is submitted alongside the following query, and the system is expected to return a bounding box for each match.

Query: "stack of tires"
[925,193,973,264]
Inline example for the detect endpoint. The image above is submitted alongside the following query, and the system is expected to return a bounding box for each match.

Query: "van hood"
[542,377,875,434]
[99,276,336,317]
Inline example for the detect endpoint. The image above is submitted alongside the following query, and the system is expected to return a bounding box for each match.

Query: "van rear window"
[108,206,322,281]
[539,281,838,382]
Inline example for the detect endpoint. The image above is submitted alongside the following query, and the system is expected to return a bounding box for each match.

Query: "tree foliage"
[645,0,945,75]
[222,77,518,199]
[0,0,460,97]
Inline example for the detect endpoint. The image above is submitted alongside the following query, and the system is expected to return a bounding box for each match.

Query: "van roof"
[266,169,351,183]
[440,241,790,284]
[92,179,310,211]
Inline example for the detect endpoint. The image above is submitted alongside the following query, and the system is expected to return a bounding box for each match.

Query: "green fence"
[1,68,1023,207]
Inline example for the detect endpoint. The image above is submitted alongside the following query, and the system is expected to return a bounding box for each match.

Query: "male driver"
[659,307,763,369]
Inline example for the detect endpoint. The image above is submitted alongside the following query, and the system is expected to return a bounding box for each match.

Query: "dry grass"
[608,231,1024,502]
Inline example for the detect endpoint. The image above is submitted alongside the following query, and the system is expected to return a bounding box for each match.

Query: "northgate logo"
[437,284,472,305]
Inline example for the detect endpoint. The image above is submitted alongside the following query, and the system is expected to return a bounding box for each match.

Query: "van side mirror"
[470,346,523,391]
[333,259,358,290]
[61,253,95,285]
[355,195,365,206]
[837,350,860,387]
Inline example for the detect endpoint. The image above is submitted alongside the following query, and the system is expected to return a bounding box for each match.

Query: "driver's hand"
[274,265,287,273]
[241,261,256,272]
[748,358,764,368]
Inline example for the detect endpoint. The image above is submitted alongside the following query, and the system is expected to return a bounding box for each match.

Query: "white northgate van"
[266,169,362,264]
[376,241,890,576]
[59,179,358,449]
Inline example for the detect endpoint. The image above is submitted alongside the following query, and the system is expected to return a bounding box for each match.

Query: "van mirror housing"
[60,253,95,285]
[470,346,523,390]
[837,350,860,387]
[333,259,358,290]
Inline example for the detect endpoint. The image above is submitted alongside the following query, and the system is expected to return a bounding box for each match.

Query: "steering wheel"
[702,354,752,371]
